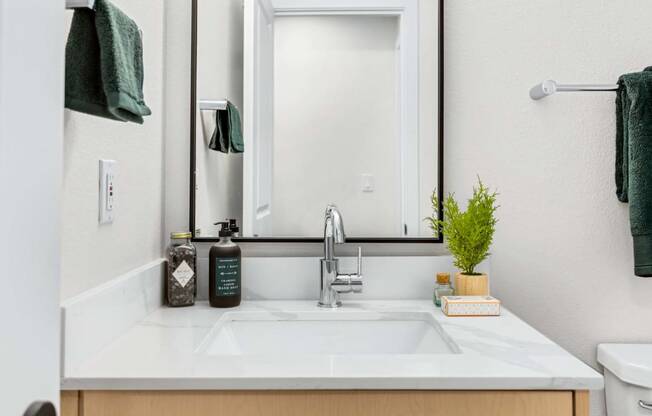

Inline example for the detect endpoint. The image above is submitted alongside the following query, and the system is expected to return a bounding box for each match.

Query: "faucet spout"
[324,204,345,260]
[319,204,363,308]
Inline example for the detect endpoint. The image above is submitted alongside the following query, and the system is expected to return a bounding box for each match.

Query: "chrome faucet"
[318,204,363,308]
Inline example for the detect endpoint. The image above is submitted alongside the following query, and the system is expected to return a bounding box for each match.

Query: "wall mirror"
[190,0,443,242]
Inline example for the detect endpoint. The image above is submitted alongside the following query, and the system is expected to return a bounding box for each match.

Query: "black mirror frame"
[189,0,444,244]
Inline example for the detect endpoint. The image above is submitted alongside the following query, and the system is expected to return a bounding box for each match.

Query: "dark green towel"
[65,0,151,124]
[209,102,244,153]
[616,67,652,277]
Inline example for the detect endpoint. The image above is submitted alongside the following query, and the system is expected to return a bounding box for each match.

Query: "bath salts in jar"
[167,232,197,307]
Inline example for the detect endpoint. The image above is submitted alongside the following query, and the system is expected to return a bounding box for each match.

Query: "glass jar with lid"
[166,232,197,307]
[434,272,454,307]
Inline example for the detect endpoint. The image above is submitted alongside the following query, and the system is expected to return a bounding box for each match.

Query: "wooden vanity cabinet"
[61,390,589,416]
[61,391,80,416]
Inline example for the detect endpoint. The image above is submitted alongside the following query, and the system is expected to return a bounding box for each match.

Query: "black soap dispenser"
[228,218,240,237]
[209,222,242,308]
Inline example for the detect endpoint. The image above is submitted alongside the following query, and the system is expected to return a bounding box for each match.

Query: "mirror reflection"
[194,0,440,239]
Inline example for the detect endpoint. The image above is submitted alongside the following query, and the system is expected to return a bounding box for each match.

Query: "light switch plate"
[361,174,375,193]
[99,160,116,224]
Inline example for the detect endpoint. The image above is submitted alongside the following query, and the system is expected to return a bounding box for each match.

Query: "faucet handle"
[329,248,363,295]
[351,247,363,293]
[357,246,362,276]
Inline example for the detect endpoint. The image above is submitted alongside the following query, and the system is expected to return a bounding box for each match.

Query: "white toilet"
[598,344,652,415]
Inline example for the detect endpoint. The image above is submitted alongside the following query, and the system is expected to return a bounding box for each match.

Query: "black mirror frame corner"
[188,0,444,244]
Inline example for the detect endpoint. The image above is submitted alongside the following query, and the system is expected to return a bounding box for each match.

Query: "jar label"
[172,260,194,287]
[215,257,240,296]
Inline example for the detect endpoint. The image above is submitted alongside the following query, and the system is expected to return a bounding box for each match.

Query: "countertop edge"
[61,376,604,391]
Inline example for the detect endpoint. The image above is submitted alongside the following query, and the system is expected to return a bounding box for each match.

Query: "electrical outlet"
[99,160,116,224]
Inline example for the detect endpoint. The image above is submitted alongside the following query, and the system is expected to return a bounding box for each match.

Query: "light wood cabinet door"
[80,390,583,416]
[60,391,79,416]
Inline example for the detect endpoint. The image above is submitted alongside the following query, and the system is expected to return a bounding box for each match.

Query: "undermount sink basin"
[196,310,460,356]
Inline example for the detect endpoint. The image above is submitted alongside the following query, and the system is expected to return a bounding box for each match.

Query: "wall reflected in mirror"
[193,0,441,240]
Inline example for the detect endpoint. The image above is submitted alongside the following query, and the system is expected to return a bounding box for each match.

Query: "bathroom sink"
[196,310,459,356]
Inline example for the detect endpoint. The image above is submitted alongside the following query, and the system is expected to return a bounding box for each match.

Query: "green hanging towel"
[228,102,244,153]
[209,101,244,154]
[65,0,151,124]
[616,66,652,277]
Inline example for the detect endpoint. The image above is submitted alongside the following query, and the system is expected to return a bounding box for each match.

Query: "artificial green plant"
[425,177,498,275]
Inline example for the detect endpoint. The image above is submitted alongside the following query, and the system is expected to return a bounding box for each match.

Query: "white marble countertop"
[61,300,603,391]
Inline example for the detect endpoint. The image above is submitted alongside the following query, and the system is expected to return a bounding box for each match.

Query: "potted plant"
[425,177,498,296]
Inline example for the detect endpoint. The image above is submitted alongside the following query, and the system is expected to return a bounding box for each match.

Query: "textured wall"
[445,1,652,414]
[61,0,166,299]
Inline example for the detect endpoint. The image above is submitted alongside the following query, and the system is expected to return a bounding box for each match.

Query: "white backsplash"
[196,256,490,301]
[60,259,165,377]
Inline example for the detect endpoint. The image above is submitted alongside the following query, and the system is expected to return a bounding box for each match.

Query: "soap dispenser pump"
[209,222,242,308]
[228,218,240,237]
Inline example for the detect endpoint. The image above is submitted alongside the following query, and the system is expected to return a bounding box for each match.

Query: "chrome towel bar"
[530,80,619,100]
[199,100,228,111]
[640,400,652,411]
[66,0,95,9]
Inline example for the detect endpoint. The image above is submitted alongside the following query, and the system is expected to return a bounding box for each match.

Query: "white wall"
[61,0,166,300]
[195,0,244,237]
[445,1,652,414]
[273,15,401,237]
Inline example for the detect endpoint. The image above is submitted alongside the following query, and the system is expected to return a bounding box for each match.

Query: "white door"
[0,0,64,415]
[243,0,274,237]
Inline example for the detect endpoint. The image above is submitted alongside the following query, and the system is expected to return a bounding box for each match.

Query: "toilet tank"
[598,344,652,416]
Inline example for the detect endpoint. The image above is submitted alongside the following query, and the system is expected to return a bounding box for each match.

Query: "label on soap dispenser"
[215,258,241,296]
